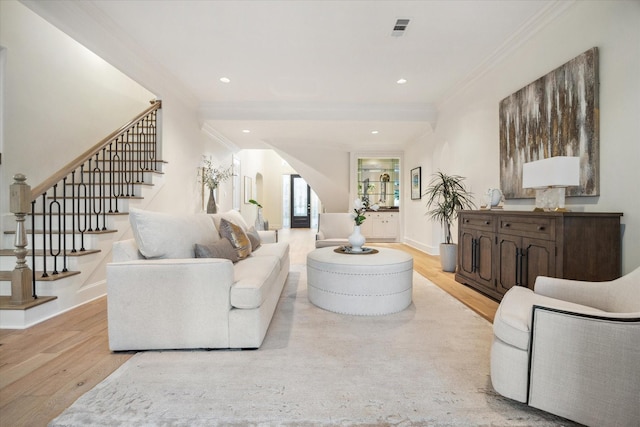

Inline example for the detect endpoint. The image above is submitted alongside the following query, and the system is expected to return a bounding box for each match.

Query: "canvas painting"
[499,47,599,199]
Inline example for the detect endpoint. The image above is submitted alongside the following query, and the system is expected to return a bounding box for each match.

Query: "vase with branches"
[200,156,233,213]
[424,171,475,271]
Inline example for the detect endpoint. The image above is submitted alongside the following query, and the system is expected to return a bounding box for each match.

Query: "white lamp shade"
[522,156,580,189]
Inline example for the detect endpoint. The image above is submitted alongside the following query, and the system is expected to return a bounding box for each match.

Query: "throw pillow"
[194,239,239,262]
[129,208,219,259]
[211,209,251,233]
[218,218,252,259]
[246,226,262,251]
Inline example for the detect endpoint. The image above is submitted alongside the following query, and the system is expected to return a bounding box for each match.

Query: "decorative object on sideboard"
[523,156,580,212]
[482,188,504,209]
[200,156,233,214]
[424,172,475,272]
[499,47,599,199]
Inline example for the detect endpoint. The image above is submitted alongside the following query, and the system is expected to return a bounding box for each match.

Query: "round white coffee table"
[306,246,413,315]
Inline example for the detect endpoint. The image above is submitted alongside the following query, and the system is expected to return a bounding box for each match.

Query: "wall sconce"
[522,156,580,212]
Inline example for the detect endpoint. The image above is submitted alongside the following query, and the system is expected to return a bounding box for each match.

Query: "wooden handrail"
[30,100,162,200]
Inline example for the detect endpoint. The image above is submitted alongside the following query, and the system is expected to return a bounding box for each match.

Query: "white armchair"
[491,267,640,427]
[315,213,354,248]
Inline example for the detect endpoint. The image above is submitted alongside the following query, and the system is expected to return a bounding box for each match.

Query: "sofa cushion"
[251,241,289,269]
[493,286,604,351]
[129,208,219,259]
[246,226,261,251]
[219,218,252,260]
[231,255,281,309]
[194,239,239,262]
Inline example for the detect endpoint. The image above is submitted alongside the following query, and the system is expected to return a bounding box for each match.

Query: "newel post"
[10,173,34,305]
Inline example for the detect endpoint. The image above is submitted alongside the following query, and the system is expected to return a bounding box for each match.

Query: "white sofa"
[107,208,290,351]
[315,212,354,248]
[491,268,640,427]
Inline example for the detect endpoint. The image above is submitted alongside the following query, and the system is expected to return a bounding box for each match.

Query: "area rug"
[50,266,577,426]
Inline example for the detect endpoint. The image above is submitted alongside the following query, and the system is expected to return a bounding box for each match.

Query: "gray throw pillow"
[194,239,239,263]
[218,218,252,259]
[246,226,262,251]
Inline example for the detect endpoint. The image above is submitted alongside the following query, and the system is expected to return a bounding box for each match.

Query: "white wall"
[237,149,296,229]
[0,0,227,224]
[0,0,155,228]
[404,1,640,274]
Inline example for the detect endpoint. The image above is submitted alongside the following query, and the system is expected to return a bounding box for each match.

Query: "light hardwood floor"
[0,228,498,426]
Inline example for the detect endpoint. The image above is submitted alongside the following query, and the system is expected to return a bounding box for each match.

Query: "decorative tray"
[334,246,379,255]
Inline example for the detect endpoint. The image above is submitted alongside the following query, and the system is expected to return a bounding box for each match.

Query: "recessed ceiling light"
[242,129,251,133]
[397,78,408,85]
[371,130,379,134]
[219,77,231,83]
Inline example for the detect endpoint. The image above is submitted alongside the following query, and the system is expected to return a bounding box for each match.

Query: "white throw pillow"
[129,208,219,259]
[210,209,250,232]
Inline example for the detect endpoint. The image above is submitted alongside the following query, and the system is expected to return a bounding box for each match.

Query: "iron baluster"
[49,184,61,275]
[40,193,48,278]
[101,149,107,229]
[124,134,132,197]
[71,171,77,253]
[77,165,87,251]
[92,153,102,230]
[62,177,68,272]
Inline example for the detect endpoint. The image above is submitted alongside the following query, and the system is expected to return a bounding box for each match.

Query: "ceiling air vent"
[392,18,410,37]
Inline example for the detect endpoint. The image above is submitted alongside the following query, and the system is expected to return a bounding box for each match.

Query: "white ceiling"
[26,0,563,152]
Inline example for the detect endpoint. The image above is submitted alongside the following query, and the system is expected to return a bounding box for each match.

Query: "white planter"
[440,243,457,272]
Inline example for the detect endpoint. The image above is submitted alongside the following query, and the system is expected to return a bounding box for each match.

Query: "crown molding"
[438,0,577,108]
[201,123,241,153]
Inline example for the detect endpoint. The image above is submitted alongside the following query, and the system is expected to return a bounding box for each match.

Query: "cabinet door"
[360,218,373,237]
[379,213,398,238]
[458,229,495,289]
[458,229,476,277]
[498,235,556,294]
[497,235,519,294]
[476,233,494,286]
[522,237,555,290]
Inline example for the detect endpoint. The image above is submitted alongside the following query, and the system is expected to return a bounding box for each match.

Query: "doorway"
[290,174,311,228]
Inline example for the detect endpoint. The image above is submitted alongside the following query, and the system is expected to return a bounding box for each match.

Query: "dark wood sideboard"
[455,210,623,301]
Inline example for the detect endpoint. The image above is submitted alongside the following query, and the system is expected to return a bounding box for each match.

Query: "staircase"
[0,101,163,329]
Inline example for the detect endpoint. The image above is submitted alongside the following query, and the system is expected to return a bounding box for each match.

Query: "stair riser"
[18,215,118,232]
[0,255,81,272]
[32,199,139,213]
[3,233,100,251]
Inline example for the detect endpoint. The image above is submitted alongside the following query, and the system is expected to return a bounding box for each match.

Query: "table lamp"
[522,156,580,211]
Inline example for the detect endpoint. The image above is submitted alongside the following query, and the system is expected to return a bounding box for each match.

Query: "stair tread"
[63,182,155,186]
[0,295,57,311]
[28,211,129,216]
[0,249,100,257]
[4,229,117,235]
[0,270,81,281]
[43,196,144,200]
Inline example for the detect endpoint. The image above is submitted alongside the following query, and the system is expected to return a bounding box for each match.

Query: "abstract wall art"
[499,47,599,199]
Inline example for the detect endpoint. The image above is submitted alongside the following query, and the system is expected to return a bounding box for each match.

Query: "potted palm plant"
[424,171,475,272]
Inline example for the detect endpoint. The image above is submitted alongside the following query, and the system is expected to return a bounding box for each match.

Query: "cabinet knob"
[464,219,469,223]
[538,226,545,231]
[504,223,511,227]
[484,221,490,225]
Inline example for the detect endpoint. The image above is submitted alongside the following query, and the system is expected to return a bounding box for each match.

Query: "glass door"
[290,174,311,228]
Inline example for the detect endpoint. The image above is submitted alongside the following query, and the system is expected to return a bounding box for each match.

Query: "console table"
[455,210,622,301]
